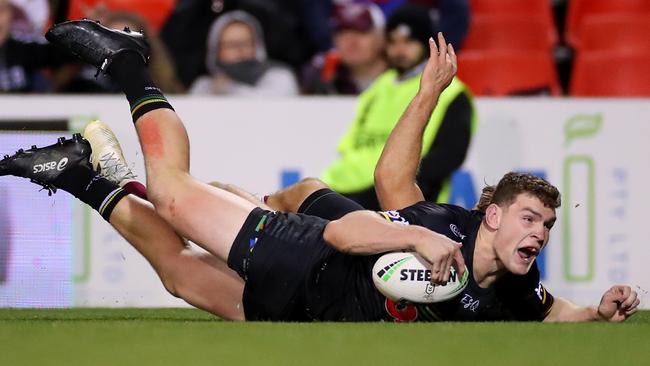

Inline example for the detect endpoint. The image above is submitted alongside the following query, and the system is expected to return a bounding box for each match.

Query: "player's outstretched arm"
[544,285,640,322]
[323,210,465,284]
[374,32,457,211]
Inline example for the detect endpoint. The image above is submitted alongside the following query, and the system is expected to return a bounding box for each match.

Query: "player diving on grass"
[0,22,639,322]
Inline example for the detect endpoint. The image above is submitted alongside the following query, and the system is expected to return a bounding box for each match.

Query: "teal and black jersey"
[230,189,554,322]
[378,202,554,322]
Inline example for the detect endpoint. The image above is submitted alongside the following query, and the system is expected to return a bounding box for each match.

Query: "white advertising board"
[0,96,648,309]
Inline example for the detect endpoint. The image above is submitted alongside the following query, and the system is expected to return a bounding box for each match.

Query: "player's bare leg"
[209,181,272,210]
[83,121,245,319]
[109,195,245,320]
[265,177,330,212]
[46,20,255,262]
[0,135,245,319]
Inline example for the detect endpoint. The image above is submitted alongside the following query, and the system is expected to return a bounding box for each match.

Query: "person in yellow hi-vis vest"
[322,4,477,211]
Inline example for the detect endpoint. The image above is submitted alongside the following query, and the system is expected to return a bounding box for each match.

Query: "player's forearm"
[323,210,429,255]
[375,91,439,208]
[543,297,601,322]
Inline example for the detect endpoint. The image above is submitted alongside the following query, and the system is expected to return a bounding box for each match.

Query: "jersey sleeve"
[378,202,470,226]
[497,263,555,321]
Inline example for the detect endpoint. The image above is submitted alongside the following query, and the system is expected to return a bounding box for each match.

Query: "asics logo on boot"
[33,157,69,173]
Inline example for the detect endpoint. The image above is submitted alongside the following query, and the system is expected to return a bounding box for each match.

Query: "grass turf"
[1,308,648,366]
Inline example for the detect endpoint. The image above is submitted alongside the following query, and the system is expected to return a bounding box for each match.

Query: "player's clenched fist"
[597,285,640,322]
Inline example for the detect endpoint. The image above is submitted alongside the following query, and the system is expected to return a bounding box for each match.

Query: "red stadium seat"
[575,15,650,52]
[570,51,650,96]
[565,0,650,47]
[458,50,562,96]
[68,0,175,33]
[470,0,554,20]
[463,15,557,52]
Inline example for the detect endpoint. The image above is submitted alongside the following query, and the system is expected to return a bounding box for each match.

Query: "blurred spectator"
[304,0,470,53]
[189,10,298,96]
[55,10,186,94]
[161,0,308,89]
[107,12,185,93]
[8,0,49,36]
[302,2,387,95]
[321,4,476,210]
[0,0,68,92]
[65,0,176,33]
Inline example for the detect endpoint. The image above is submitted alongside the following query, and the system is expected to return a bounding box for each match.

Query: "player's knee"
[158,270,181,298]
[268,177,327,212]
[292,178,328,202]
[146,173,188,214]
[150,195,175,223]
[157,255,192,299]
[147,185,184,224]
[297,177,328,191]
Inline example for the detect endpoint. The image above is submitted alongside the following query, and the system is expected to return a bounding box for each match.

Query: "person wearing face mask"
[189,10,298,96]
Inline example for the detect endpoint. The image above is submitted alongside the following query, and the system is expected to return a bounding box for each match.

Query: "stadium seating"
[462,15,557,52]
[458,50,562,96]
[570,51,650,96]
[565,0,650,47]
[68,0,176,32]
[574,15,650,52]
[470,0,555,20]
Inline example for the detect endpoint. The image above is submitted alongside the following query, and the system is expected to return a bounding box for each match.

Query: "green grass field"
[1,308,649,366]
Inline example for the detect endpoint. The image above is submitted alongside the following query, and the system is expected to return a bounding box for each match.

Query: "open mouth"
[517,247,539,262]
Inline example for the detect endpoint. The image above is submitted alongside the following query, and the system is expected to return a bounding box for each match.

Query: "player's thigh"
[153,173,258,262]
[172,250,245,321]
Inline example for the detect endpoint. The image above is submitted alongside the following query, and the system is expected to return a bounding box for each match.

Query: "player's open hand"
[419,32,457,96]
[415,232,465,285]
[597,285,640,322]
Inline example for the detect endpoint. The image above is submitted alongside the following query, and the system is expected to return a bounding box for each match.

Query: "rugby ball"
[372,252,469,303]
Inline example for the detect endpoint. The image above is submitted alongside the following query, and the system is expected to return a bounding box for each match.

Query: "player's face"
[385,29,424,74]
[218,22,257,64]
[494,193,556,275]
[334,29,384,68]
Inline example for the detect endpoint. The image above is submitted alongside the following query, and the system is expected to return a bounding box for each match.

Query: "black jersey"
[231,193,554,322]
[377,202,554,321]
[228,208,387,321]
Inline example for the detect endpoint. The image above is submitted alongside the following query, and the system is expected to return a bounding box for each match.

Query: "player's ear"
[484,203,501,230]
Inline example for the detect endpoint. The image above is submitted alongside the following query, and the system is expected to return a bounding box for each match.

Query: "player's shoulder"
[386,202,482,238]
[400,201,481,222]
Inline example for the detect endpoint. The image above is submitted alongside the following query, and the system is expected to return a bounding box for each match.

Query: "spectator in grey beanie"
[189,10,298,96]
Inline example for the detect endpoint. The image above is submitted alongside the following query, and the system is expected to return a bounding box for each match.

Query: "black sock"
[107,51,174,123]
[54,166,128,221]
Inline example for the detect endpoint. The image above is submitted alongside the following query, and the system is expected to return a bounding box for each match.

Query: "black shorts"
[297,188,365,220]
[228,207,332,321]
[228,191,386,321]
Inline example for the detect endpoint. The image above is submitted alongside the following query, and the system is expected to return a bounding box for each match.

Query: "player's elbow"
[374,164,398,193]
[323,220,349,252]
[374,160,389,185]
[374,165,395,195]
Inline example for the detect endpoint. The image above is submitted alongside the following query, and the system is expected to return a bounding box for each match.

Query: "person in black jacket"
[0,0,73,93]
